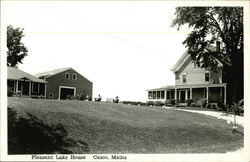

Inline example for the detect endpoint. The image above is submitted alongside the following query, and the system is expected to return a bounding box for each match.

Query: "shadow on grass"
[232,129,244,136]
[8,107,89,154]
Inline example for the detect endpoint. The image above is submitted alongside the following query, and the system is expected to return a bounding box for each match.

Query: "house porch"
[147,83,227,105]
[8,79,47,98]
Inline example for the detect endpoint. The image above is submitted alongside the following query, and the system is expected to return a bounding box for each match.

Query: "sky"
[2,1,192,102]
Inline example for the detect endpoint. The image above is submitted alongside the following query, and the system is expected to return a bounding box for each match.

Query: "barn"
[36,67,93,100]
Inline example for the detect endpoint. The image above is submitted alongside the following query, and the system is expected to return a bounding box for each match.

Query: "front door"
[180,91,186,103]
[60,87,75,99]
[22,81,30,95]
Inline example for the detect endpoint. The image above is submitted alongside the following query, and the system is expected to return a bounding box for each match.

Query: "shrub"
[154,101,165,107]
[217,102,226,111]
[146,101,154,106]
[194,98,207,108]
[123,101,146,106]
[66,95,76,100]
[185,99,194,106]
[165,99,176,106]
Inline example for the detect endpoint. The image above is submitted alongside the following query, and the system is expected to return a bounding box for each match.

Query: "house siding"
[44,69,93,99]
[175,57,222,85]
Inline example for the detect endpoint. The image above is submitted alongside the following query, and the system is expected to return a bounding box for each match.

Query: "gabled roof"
[170,46,228,73]
[35,67,72,78]
[7,67,47,83]
[170,50,190,72]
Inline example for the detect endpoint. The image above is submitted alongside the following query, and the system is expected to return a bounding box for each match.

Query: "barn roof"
[35,67,72,78]
[8,67,47,83]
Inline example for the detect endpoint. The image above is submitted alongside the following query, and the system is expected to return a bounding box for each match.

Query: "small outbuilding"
[7,67,47,98]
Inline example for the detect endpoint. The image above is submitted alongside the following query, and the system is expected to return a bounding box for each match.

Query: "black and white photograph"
[0,0,249,161]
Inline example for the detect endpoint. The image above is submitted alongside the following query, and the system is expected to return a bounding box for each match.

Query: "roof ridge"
[35,67,72,78]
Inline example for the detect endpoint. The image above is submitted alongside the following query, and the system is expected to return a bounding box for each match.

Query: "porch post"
[29,81,32,96]
[21,82,23,96]
[224,85,227,105]
[174,88,177,100]
[206,86,209,104]
[44,83,47,99]
[178,90,181,101]
[16,80,19,94]
[165,90,167,100]
[13,80,16,93]
[185,90,188,100]
[190,87,192,99]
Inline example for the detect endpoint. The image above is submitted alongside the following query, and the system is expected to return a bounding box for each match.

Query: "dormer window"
[205,72,210,82]
[65,72,70,79]
[182,74,186,83]
[72,74,77,80]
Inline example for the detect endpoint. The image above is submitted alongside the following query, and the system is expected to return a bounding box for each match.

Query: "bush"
[193,98,207,108]
[154,101,165,107]
[165,99,176,106]
[123,101,146,106]
[217,102,226,111]
[185,99,193,106]
[233,99,244,115]
[145,101,165,107]
[146,101,154,106]
[66,95,76,100]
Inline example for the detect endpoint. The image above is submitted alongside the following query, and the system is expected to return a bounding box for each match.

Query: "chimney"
[216,41,220,52]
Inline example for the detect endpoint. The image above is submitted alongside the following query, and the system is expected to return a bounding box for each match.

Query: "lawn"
[7,97,243,154]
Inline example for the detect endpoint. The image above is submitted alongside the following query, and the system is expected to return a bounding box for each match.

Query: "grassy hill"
[8,97,243,154]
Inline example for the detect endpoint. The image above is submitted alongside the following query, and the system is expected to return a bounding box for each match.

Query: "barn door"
[60,87,75,99]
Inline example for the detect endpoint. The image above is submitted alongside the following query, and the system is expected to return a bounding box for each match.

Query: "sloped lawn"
[8,97,243,154]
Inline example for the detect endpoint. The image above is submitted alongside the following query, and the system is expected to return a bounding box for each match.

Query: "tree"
[172,7,243,105]
[7,25,28,67]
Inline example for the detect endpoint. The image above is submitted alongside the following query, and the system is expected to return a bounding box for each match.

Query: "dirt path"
[175,108,244,127]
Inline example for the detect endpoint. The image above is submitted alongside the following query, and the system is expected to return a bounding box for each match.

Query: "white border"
[1,1,250,162]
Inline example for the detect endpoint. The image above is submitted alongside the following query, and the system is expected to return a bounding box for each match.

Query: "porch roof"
[8,67,47,83]
[146,83,227,91]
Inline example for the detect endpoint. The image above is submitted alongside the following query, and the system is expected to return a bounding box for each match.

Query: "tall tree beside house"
[7,25,28,67]
[171,7,243,105]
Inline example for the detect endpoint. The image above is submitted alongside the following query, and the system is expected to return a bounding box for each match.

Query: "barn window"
[65,73,70,79]
[49,93,53,99]
[182,74,186,83]
[205,73,210,82]
[72,74,77,80]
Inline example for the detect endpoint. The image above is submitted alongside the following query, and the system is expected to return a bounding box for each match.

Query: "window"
[153,91,156,99]
[72,74,77,80]
[49,93,53,99]
[18,81,21,91]
[32,83,39,93]
[204,88,207,98]
[205,73,210,82]
[157,91,160,99]
[161,91,165,99]
[182,74,186,83]
[167,91,170,99]
[148,91,152,99]
[65,73,70,79]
